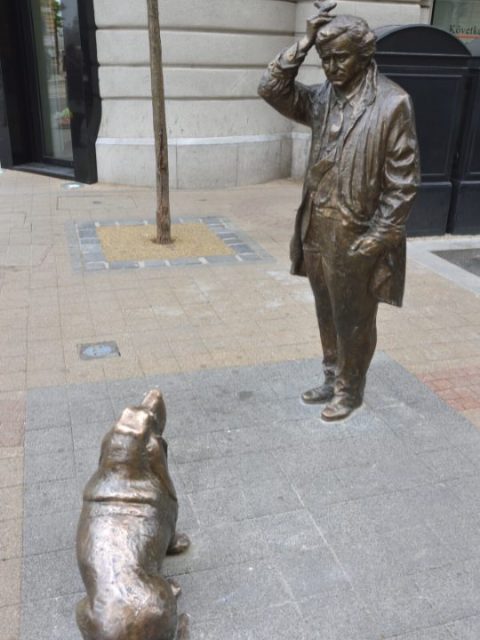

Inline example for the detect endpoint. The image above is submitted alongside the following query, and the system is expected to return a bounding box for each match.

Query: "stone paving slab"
[20,353,480,640]
[4,171,480,640]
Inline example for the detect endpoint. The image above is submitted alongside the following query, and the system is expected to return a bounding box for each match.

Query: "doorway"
[0,0,100,183]
[30,0,74,165]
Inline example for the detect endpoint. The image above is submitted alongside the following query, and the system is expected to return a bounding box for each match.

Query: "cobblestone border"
[67,217,272,272]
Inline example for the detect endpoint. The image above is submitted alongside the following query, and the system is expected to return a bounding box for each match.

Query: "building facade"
[94,0,434,188]
[1,0,470,190]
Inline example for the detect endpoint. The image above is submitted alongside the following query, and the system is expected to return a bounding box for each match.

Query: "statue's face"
[318,33,367,94]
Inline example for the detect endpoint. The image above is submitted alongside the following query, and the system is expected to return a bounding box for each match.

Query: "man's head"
[315,15,376,93]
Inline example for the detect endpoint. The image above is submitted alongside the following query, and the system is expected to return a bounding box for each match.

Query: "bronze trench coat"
[259,54,420,307]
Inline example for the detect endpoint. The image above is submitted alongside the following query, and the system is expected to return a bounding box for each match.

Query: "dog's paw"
[168,578,182,598]
[167,532,191,555]
[177,613,190,640]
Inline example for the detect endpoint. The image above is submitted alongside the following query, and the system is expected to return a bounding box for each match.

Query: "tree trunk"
[146,0,172,244]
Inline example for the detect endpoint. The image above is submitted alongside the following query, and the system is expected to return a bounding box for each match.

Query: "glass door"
[0,0,99,181]
[30,0,73,164]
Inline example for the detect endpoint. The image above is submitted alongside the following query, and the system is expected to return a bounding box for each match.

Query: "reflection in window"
[32,0,73,161]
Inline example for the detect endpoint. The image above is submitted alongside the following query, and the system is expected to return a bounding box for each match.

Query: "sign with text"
[433,0,480,42]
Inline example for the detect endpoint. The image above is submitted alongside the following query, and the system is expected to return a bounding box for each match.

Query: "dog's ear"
[116,407,152,437]
[141,389,167,436]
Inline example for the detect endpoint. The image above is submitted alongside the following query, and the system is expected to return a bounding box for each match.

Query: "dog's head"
[98,389,167,475]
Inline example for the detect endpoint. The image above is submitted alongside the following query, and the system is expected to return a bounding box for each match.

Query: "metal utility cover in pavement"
[78,341,120,360]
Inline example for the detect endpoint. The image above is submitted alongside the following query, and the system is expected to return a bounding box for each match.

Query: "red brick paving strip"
[419,366,480,411]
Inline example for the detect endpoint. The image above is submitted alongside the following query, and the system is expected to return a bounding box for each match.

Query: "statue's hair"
[315,15,376,62]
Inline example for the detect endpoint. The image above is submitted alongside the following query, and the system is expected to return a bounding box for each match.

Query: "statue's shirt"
[310,82,365,212]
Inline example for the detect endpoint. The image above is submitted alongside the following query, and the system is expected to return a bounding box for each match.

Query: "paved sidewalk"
[2,169,480,639]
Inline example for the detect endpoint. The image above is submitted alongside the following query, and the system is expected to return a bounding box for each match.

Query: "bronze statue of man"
[258,1,420,421]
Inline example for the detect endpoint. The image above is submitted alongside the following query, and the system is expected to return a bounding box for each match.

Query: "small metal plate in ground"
[78,341,121,361]
[62,182,84,190]
[433,248,480,277]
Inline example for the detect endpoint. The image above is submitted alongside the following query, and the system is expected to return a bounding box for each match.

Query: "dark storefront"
[0,0,100,183]
[375,9,480,236]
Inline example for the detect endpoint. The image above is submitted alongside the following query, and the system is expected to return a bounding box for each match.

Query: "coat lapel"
[342,62,378,147]
[309,84,332,165]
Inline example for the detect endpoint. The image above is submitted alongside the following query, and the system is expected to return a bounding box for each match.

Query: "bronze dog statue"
[76,390,190,640]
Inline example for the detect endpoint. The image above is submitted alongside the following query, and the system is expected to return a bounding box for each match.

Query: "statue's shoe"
[302,384,334,404]
[321,396,362,421]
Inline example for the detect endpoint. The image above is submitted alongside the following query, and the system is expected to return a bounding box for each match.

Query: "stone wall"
[93,0,431,188]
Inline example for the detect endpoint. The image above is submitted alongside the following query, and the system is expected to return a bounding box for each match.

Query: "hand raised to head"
[313,0,337,11]
[305,1,337,46]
